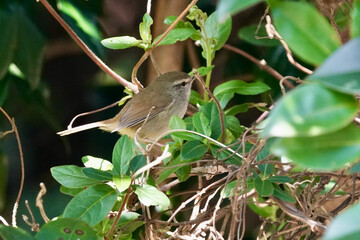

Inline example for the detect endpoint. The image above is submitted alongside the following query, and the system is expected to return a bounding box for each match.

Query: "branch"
[223,44,294,89]
[0,108,25,227]
[193,70,226,143]
[36,0,139,94]
[131,0,199,83]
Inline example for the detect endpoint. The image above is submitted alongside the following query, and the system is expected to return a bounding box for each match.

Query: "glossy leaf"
[351,1,360,38]
[238,24,279,47]
[82,168,113,181]
[57,0,101,40]
[222,180,237,198]
[226,115,244,139]
[214,80,270,96]
[202,11,231,59]
[272,185,296,203]
[200,102,222,139]
[261,83,358,138]
[189,66,214,77]
[139,13,153,43]
[0,225,34,240]
[117,212,144,234]
[308,37,360,94]
[169,115,186,143]
[225,103,249,116]
[155,28,195,46]
[63,184,117,226]
[180,140,208,161]
[82,155,113,171]
[134,184,170,208]
[157,156,182,184]
[0,9,16,80]
[192,112,211,136]
[113,176,131,192]
[36,218,100,240]
[254,176,274,197]
[175,165,192,182]
[13,8,45,88]
[128,155,146,175]
[272,124,360,170]
[268,176,292,183]
[101,36,142,50]
[323,203,360,240]
[51,165,102,188]
[270,0,340,65]
[217,0,263,22]
[217,93,234,109]
[112,135,136,176]
[60,186,83,196]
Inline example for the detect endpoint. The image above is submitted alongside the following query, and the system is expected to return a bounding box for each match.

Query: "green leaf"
[57,0,101,40]
[217,92,234,109]
[112,135,136,176]
[268,176,292,183]
[308,37,360,94]
[113,175,131,192]
[204,11,232,51]
[238,24,279,47]
[270,1,340,65]
[175,165,191,182]
[13,7,45,88]
[82,155,113,171]
[139,13,153,43]
[128,155,146,175]
[217,0,263,22]
[36,218,100,240]
[200,102,222,139]
[272,185,296,203]
[261,83,358,138]
[0,225,34,240]
[155,28,195,46]
[349,162,360,173]
[0,9,17,80]
[117,212,144,234]
[189,66,214,77]
[169,115,187,143]
[258,164,274,178]
[134,184,170,208]
[60,186,84,196]
[272,124,360,170]
[323,203,360,240]
[192,112,211,136]
[180,140,208,161]
[221,180,237,198]
[226,115,244,139]
[157,156,182,184]
[51,165,102,188]
[213,80,270,96]
[254,176,274,197]
[82,168,113,181]
[63,184,117,226]
[189,89,206,106]
[101,36,142,50]
[351,1,360,38]
[225,103,249,116]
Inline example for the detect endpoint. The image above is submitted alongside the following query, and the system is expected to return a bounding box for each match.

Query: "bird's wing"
[112,97,173,132]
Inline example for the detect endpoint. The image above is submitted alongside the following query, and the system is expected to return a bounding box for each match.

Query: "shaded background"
[0,0,301,237]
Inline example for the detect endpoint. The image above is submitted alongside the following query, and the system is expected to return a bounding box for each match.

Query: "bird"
[57,71,195,142]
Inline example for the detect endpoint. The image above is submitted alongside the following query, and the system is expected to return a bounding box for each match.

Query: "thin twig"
[193,70,226,143]
[107,145,171,237]
[36,183,50,223]
[67,100,121,129]
[279,76,304,95]
[36,0,139,93]
[0,216,9,226]
[265,15,313,75]
[0,107,25,227]
[23,200,40,231]
[131,0,199,84]
[223,44,294,89]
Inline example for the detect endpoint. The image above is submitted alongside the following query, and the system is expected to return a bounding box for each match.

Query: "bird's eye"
[181,81,186,87]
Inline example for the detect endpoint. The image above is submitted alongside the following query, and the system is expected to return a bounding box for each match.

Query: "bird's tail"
[57,121,106,136]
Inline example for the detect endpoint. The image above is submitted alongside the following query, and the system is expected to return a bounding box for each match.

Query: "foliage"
[1,0,360,240]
